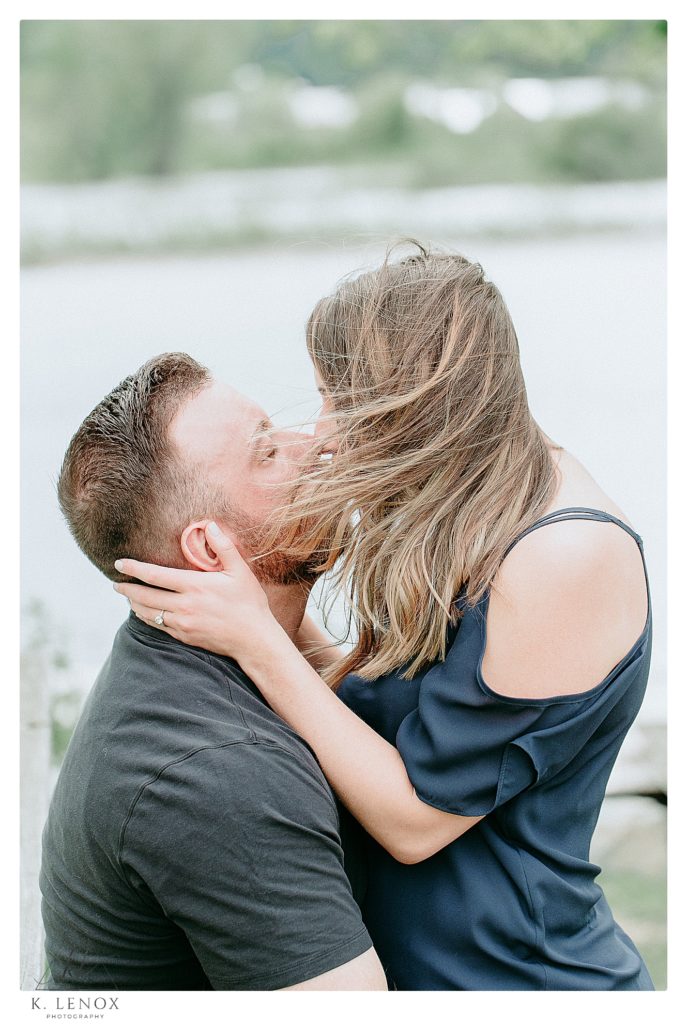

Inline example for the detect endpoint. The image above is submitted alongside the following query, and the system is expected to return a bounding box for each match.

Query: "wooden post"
[20,647,52,990]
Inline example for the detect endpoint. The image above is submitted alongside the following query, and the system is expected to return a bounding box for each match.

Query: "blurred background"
[20,20,667,987]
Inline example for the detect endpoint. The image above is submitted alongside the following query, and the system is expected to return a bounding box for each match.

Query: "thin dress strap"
[504,506,641,552]
[502,506,650,599]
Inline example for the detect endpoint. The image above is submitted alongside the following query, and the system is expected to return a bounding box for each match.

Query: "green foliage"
[540,100,667,182]
[351,74,414,153]
[50,690,83,765]
[21,21,249,179]
[602,867,667,989]
[21,20,666,185]
[21,600,81,764]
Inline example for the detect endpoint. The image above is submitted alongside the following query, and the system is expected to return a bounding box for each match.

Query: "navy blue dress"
[337,508,654,990]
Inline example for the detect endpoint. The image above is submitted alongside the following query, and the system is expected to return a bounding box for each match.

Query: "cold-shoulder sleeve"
[395,603,640,817]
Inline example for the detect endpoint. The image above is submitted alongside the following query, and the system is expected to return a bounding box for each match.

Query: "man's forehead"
[169,379,265,454]
[214,380,268,432]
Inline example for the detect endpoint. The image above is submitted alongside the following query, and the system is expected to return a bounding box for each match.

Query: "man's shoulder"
[119,614,323,757]
[105,615,259,721]
[53,620,258,811]
[120,614,243,682]
[78,618,329,809]
[122,732,339,860]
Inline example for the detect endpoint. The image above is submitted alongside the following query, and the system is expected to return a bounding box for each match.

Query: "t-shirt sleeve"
[395,640,615,817]
[120,740,372,990]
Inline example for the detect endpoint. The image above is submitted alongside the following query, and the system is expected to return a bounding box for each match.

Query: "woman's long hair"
[270,241,558,687]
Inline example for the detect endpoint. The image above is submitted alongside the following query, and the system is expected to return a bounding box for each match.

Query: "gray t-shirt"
[40,614,371,990]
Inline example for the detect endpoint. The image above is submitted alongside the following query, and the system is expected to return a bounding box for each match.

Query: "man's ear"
[181,520,232,571]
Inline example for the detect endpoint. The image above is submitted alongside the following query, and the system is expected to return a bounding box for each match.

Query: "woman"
[114,243,654,990]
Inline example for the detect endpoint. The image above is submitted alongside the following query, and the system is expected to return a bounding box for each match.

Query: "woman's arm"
[294,613,346,683]
[240,615,483,863]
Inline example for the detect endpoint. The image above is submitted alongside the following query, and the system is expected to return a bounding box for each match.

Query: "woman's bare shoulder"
[481,493,648,701]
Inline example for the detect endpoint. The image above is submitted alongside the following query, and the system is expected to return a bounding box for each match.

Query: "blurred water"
[21,230,666,740]
[21,172,666,258]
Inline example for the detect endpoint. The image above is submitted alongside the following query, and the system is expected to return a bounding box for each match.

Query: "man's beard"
[216,462,338,587]
[230,511,323,587]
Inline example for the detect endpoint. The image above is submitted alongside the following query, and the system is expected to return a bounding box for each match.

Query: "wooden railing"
[20,648,51,990]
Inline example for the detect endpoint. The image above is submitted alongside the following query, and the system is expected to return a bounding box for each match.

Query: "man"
[40,352,385,991]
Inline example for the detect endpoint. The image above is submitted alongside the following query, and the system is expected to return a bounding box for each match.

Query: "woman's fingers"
[114,558,192,590]
[114,581,183,612]
[205,522,242,573]
[114,524,243,586]
[130,601,173,627]
[129,601,183,640]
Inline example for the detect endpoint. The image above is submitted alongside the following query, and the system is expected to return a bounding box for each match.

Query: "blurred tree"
[353,74,413,152]
[541,100,667,182]
[20,19,666,183]
[22,21,244,179]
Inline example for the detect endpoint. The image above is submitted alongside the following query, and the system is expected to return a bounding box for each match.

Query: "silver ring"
[154,610,166,627]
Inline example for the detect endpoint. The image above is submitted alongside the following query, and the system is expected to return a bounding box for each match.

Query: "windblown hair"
[57,352,224,582]
[272,241,559,686]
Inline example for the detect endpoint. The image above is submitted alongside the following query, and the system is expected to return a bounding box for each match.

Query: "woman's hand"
[113,522,279,662]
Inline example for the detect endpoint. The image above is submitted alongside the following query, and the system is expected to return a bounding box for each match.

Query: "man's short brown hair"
[58,352,228,581]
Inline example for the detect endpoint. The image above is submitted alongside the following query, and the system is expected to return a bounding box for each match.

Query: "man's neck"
[261,581,312,642]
